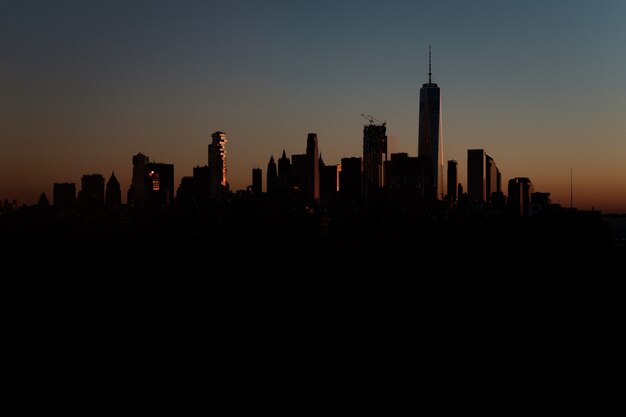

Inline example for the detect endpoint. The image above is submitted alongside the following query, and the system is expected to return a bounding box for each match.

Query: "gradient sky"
[2,0,625,212]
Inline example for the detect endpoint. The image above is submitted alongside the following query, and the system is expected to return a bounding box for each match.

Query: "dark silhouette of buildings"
[485,155,500,202]
[508,177,534,216]
[306,133,320,206]
[146,162,174,206]
[291,153,307,196]
[418,47,444,199]
[467,149,486,203]
[176,176,195,205]
[252,167,262,195]
[447,160,457,203]
[193,165,211,205]
[278,150,292,194]
[38,192,49,207]
[385,153,433,206]
[320,155,339,206]
[340,157,362,203]
[53,183,76,209]
[79,174,105,205]
[105,172,121,207]
[128,153,149,207]
[363,122,387,201]
[267,156,278,195]
[209,131,228,197]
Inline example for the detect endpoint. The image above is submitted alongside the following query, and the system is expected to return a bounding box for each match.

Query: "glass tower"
[418,47,444,199]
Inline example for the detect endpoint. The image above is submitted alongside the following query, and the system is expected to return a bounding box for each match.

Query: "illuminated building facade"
[209,131,228,196]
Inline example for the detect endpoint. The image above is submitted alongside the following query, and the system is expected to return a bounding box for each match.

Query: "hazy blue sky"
[2,0,625,211]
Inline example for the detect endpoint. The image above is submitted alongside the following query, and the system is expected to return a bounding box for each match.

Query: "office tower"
[53,183,76,209]
[447,160,458,202]
[267,156,278,195]
[129,153,149,207]
[496,168,502,193]
[386,153,431,206]
[508,177,534,216]
[339,157,362,203]
[79,174,105,204]
[252,167,262,195]
[306,133,320,205]
[175,176,195,206]
[320,156,339,206]
[209,131,228,197]
[105,172,121,207]
[467,149,486,203]
[291,154,307,195]
[278,150,292,194]
[418,47,444,199]
[193,165,211,204]
[146,162,174,206]
[485,155,498,202]
[363,122,387,201]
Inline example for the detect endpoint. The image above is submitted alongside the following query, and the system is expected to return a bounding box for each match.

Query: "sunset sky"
[2,0,625,212]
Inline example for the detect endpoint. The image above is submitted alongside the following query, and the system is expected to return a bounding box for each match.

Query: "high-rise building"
[267,156,278,195]
[252,167,262,195]
[209,131,228,197]
[340,157,362,203]
[105,172,121,207]
[496,168,502,193]
[53,183,76,209]
[193,165,211,204]
[146,162,174,206]
[485,155,498,202]
[175,176,194,206]
[79,174,105,205]
[508,177,534,216]
[418,47,444,199]
[278,150,292,194]
[447,160,458,202]
[467,149,486,203]
[320,154,339,206]
[291,154,307,194]
[306,133,320,205]
[129,153,149,207]
[363,122,387,201]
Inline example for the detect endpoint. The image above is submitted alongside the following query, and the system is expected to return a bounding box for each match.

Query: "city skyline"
[2,1,626,212]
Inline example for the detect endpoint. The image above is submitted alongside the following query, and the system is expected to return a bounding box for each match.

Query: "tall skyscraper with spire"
[418,46,444,199]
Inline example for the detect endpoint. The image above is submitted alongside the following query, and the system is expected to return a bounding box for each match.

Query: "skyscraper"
[467,149,486,203]
[278,150,292,194]
[447,160,458,202]
[306,133,320,205]
[252,167,262,195]
[193,165,211,204]
[362,121,387,201]
[418,47,444,199]
[129,153,148,207]
[209,131,228,197]
[267,156,278,195]
[106,172,121,207]
[340,157,362,203]
[508,178,534,216]
[146,162,174,206]
[79,174,105,205]
[485,155,498,202]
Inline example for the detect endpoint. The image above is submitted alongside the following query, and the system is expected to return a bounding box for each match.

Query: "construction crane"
[360,113,386,126]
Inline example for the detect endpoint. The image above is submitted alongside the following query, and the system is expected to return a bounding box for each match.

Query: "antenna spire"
[428,45,432,84]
